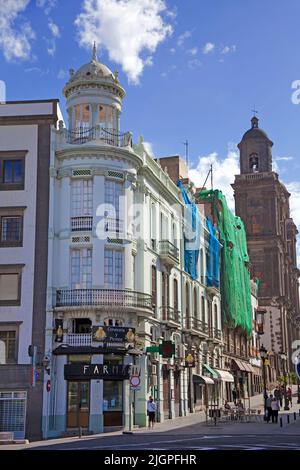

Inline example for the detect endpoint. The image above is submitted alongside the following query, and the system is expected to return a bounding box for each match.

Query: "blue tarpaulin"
[177,180,200,280]
[206,217,220,288]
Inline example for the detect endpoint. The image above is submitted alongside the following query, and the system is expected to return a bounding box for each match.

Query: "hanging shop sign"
[92,326,136,347]
[64,364,130,380]
[185,350,195,368]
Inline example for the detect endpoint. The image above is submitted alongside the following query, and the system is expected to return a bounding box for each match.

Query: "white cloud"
[286,181,300,266]
[177,30,192,47]
[221,45,236,54]
[186,47,198,56]
[25,66,49,76]
[202,42,215,54]
[170,47,176,53]
[189,144,240,211]
[187,58,202,69]
[36,0,56,15]
[75,0,172,84]
[57,69,69,80]
[48,19,60,38]
[189,147,300,267]
[275,156,293,161]
[143,141,154,156]
[0,0,35,61]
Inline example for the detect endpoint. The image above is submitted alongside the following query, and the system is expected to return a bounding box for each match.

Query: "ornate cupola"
[238,115,273,174]
[63,43,125,134]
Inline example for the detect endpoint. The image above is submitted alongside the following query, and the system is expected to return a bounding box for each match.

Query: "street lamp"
[259,344,268,418]
[280,352,290,411]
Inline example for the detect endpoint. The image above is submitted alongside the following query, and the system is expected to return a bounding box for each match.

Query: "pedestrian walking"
[271,398,280,423]
[232,387,237,405]
[266,394,273,423]
[147,396,157,429]
[287,387,292,406]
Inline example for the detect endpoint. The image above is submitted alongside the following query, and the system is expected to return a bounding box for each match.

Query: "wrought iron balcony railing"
[160,306,180,324]
[65,126,132,147]
[71,216,93,232]
[56,288,152,310]
[158,240,179,261]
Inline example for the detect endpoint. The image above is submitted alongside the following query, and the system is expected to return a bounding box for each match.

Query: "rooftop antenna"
[182,139,189,167]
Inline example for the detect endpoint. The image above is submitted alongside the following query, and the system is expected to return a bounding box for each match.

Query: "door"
[67,382,90,428]
[163,369,170,419]
[174,370,180,417]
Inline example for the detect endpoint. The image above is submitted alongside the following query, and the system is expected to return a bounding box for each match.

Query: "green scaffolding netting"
[198,189,253,336]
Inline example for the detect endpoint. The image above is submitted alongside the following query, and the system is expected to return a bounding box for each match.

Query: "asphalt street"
[2,414,300,451]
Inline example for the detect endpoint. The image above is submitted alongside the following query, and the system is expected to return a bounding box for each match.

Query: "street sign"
[146,346,159,353]
[130,375,141,391]
[159,341,175,358]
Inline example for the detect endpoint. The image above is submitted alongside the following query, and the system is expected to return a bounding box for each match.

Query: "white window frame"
[104,249,124,289]
[70,248,92,289]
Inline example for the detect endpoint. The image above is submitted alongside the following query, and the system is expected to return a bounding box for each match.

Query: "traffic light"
[159,341,175,358]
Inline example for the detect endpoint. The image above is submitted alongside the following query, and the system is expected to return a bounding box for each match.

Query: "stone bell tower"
[232,116,300,372]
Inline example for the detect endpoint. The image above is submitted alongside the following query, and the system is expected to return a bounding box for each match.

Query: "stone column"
[89,354,103,434]
[133,353,148,428]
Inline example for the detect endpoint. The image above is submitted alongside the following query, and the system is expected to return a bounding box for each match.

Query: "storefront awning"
[203,363,218,379]
[232,358,248,371]
[193,374,214,385]
[243,362,255,373]
[214,369,234,383]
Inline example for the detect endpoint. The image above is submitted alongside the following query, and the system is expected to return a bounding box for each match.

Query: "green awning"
[203,363,218,379]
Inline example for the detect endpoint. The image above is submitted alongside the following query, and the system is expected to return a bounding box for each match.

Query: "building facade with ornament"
[42,47,223,438]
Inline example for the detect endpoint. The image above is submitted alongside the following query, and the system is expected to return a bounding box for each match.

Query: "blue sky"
[0,0,300,261]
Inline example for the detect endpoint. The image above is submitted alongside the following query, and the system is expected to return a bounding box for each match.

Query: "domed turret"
[238,115,273,174]
[63,43,125,135]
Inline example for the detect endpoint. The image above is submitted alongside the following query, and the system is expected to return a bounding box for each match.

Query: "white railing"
[65,333,92,346]
[105,218,124,234]
[71,216,93,232]
[56,288,152,310]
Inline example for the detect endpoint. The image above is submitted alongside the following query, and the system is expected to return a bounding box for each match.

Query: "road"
[2,414,300,451]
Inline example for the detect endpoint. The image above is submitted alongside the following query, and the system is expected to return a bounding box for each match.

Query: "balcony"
[64,333,92,347]
[64,126,132,147]
[56,288,153,313]
[105,218,124,235]
[71,216,93,232]
[160,306,180,326]
[158,240,179,266]
[184,318,209,335]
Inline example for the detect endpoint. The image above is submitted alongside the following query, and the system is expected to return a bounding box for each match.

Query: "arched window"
[185,283,190,329]
[214,304,218,330]
[200,249,204,284]
[249,153,259,172]
[151,266,157,310]
[173,278,178,312]
[193,288,197,317]
[201,296,205,325]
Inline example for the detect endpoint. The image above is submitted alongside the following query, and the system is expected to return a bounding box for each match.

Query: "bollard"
[294,412,297,421]
[280,417,283,427]
[287,415,290,424]
[78,426,82,438]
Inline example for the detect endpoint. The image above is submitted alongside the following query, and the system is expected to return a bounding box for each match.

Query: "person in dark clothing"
[266,394,273,423]
[232,387,237,405]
